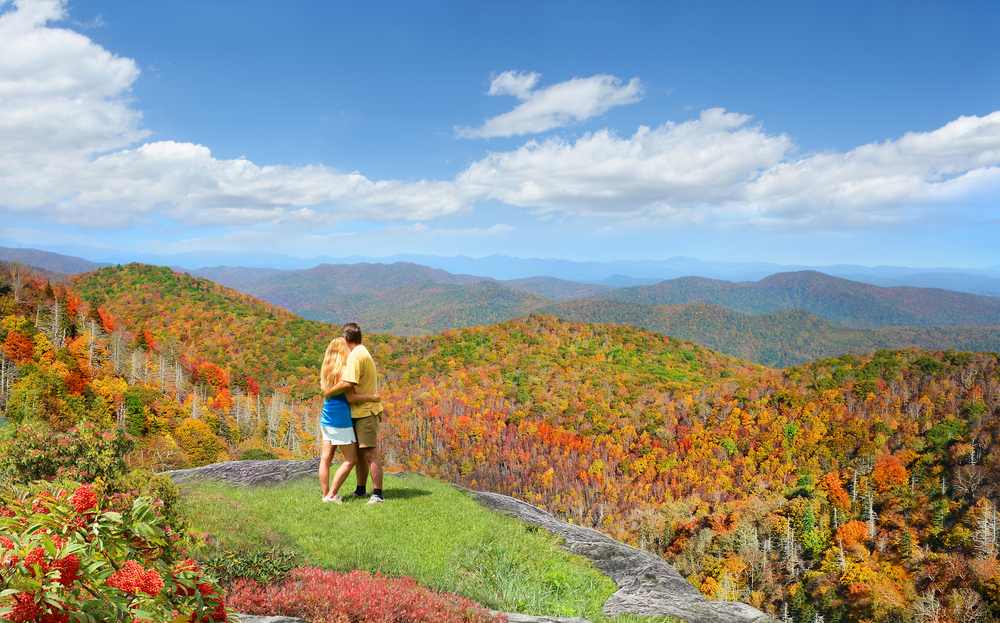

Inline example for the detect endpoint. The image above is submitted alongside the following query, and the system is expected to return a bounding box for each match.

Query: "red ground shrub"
[227,566,505,623]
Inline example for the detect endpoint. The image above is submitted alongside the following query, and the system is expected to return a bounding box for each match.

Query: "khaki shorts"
[352,414,381,449]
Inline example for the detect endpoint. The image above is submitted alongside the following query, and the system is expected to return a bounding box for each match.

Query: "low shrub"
[0,421,134,484]
[237,448,278,461]
[98,469,193,564]
[227,566,505,623]
[201,548,297,589]
[0,479,233,622]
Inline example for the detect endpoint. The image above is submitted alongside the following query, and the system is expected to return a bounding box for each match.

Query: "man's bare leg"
[361,447,383,491]
[354,442,369,492]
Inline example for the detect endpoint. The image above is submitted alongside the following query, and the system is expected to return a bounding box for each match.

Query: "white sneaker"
[367,494,384,504]
[322,495,343,504]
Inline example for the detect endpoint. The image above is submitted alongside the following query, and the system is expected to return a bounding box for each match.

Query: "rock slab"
[456,484,775,623]
[164,459,321,486]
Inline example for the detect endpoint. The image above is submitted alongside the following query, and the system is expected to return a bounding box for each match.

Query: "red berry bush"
[0,422,135,485]
[227,567,506,623]
[0,480,234,622]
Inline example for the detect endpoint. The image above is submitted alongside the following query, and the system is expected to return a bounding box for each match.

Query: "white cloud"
[738,111,1000,226]
[486,70,540,99]
[451,109,1000,228]
[0,0,148,208]
[0,0,473,230]
[455,71,644,139]
[456,108,793,214]
[2,0,1000,243]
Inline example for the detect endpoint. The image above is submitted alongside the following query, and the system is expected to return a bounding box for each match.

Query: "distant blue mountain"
[3,239,998,296]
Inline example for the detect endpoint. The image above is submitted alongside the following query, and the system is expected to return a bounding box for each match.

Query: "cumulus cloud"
[2,0,1000,242]
[487,70,540,99]
[0,0,148,206]
[456,108,793,214]
[455,71,644,139]
[0,0,473,229]
[452,109,1000,228]
[739,112,1000,225]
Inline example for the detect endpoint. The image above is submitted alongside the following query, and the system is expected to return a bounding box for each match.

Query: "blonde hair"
[320,337,350,393]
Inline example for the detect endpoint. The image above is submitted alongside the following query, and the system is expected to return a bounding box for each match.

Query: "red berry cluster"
[172,559,199,597]
[106,560,164,596]
[5,593,69,622]
[8,592,40,623]
[30,499,50,514]
[71,486,97,513]
[23,547,50,577]
[140,568,165,596]
[173,559,227,621]
[189,599,228,623]
[2,541,20,568]
[51,554,80,587]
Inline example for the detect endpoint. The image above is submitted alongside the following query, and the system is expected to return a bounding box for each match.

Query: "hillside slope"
[100,263,1000,368]
[192,263,552,335]
[8,258,1000,621]
[545,300,1000,368]
[502,276,614,300]
[70,263,333,398]
[191,262,489,300]
[597,270,1000,328]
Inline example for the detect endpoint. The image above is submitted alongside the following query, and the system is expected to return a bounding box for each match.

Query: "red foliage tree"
[819,471,851,510]
[872,455,908,492]
[4,330,35,364]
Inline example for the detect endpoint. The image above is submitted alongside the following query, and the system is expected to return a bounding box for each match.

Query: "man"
[340,322,385,503]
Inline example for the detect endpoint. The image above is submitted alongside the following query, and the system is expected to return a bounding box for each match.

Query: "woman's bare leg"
[330,443,359,497]
[319,440,335,498]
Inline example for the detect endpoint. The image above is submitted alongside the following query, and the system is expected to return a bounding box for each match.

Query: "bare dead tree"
[7,261,25,303]
[953,466,988,499]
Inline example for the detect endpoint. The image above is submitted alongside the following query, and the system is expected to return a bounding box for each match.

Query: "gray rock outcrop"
[164,459,321,485]
[456,484,774,623]
[169,461,775,623]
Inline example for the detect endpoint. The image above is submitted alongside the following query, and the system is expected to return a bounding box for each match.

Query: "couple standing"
[317,322,385,504]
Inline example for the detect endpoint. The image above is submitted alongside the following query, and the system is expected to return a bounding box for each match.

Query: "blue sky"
[1,0,999,268]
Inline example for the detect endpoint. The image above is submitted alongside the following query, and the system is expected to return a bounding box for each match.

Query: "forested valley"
[3,262,1000,622]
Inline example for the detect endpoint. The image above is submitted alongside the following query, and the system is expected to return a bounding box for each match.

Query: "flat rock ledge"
[163,459,322,486]
[167,461,775,623]
[453,483,774,623]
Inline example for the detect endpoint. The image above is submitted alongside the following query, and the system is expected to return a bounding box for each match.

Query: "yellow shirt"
[342,344,383,419]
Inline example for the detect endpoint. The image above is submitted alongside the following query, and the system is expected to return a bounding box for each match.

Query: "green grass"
[180,472,682,623]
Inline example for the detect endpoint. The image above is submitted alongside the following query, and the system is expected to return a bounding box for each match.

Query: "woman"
[318,336,380,503]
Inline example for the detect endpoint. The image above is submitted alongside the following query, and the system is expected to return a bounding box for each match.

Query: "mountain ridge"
[5,241,998,291]
[596,270,1000,329]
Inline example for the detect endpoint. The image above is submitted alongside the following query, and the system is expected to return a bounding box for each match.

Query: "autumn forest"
[2,261,1000,623]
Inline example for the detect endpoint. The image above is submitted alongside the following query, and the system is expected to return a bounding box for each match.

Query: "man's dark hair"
[342,322,362,344]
